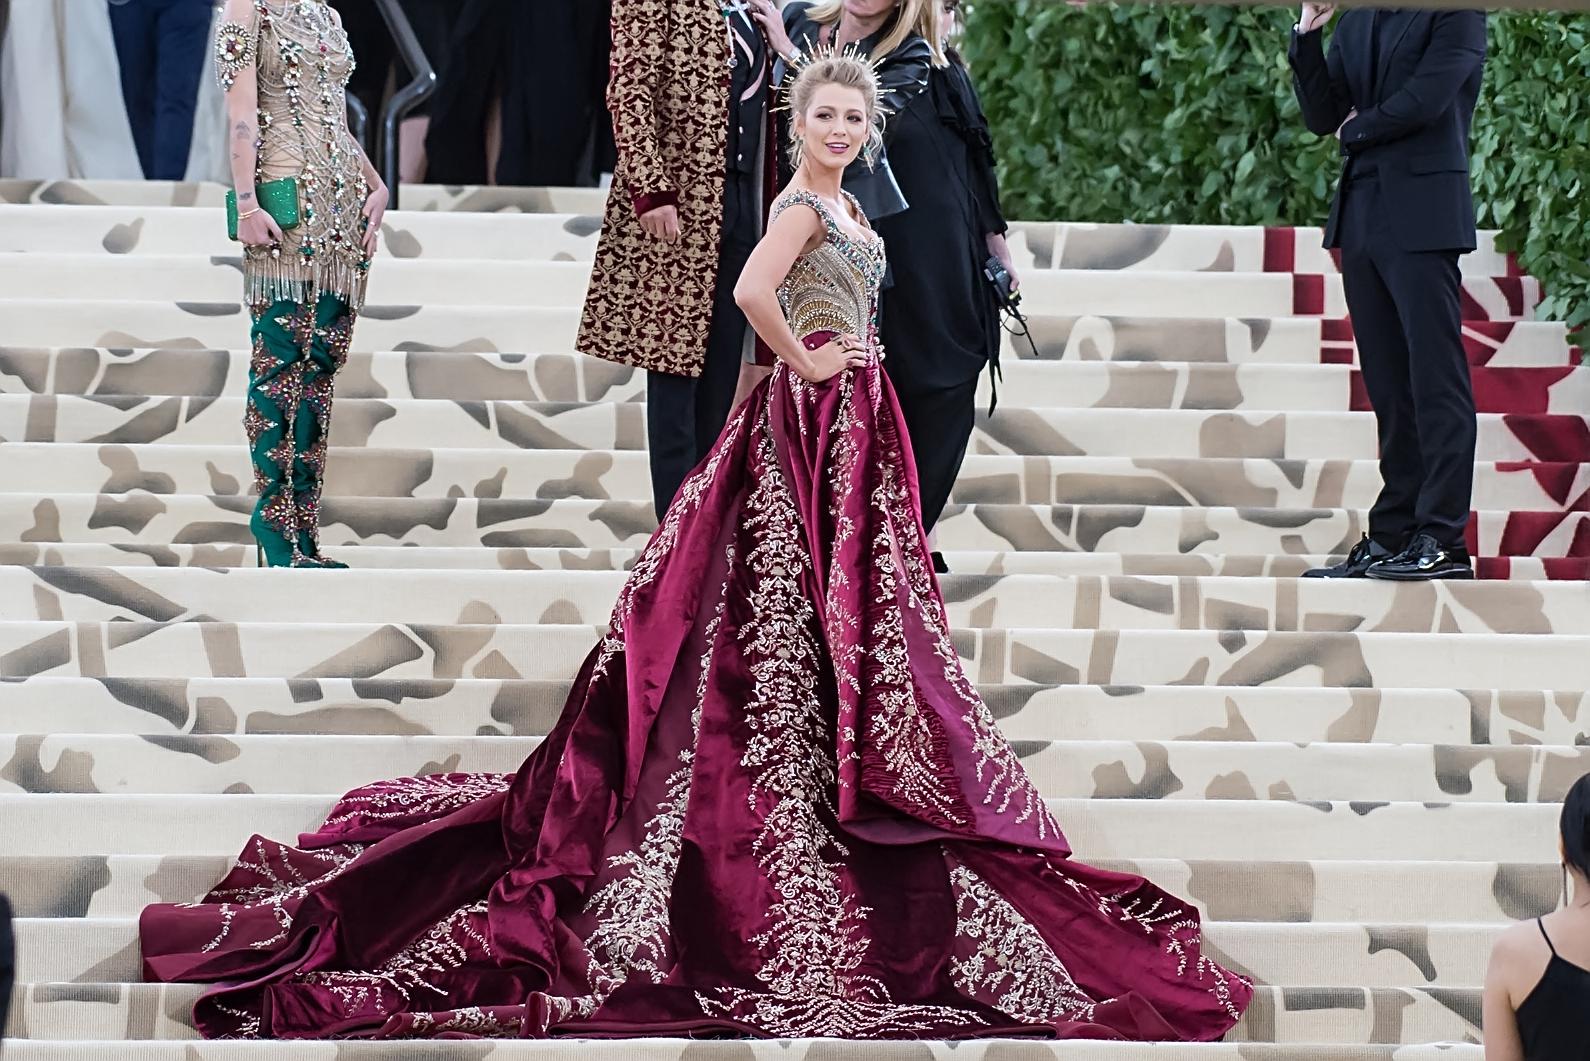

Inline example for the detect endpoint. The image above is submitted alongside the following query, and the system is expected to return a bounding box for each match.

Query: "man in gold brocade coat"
[578,0,782,520]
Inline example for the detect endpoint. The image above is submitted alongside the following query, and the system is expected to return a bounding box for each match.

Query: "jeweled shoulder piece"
[215,21,258,91]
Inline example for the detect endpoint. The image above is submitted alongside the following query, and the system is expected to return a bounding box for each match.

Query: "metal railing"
[346,95,370,156]
[367,0,437,209]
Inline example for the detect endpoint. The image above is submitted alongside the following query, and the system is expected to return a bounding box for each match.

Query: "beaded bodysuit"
[771,188,887,356]
[216,0,370,310]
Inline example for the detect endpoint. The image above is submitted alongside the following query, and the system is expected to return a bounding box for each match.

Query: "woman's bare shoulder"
[1490,919,1553,991]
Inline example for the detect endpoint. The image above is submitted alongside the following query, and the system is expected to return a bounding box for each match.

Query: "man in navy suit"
[1290,4,1487,580]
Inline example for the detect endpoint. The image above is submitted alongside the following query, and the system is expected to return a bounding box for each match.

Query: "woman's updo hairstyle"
[1564,771,1590,884]
[786,53,884,171]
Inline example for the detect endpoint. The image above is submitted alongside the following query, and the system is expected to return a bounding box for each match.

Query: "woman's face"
[939,0,958,41]
[795,84,871,174]
[843,0,897,22]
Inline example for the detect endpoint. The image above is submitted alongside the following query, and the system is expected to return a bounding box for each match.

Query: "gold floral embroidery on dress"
[878,448,1061,840]
[317,773,512,835]
[294,900,493,1014]
[560,543,735,1019]
[406,1007,524,1037]
[694,988,989,1038]
[189,837,366,954]
[737,426,878,999]
[858,530,971,828]
[590,407,747,683]
[1040,855,1250,1022]
[948,862,1102,1023]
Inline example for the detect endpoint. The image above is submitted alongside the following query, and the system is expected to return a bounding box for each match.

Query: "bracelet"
[237,207,263,221]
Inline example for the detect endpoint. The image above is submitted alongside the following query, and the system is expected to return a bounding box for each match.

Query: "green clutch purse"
[226,177,301,240]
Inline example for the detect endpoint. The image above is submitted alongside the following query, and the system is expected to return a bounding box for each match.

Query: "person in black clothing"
[1481,771,1590,1061]
[1290,3,1486,581]
[420,0,613,187]
[870,0,1015,540]
[107,0,213,180]
[0,892,12,1045]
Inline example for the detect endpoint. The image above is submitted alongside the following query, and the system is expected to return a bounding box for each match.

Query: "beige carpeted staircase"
[1,178,1587,1060]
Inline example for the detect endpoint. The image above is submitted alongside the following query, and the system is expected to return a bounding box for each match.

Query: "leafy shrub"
[963,2,1590,335]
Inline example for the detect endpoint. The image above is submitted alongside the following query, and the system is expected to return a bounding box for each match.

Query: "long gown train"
[140,190,1252,1042]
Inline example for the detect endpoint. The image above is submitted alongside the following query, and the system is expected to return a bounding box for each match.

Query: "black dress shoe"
[1366,532,1474,581]
[1303,535,1395,578]
[931,551,950,575]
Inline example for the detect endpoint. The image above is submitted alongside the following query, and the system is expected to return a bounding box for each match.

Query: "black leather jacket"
[777,1,933,221]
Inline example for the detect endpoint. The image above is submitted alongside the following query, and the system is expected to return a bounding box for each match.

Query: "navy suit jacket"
[1290,10,1487,252]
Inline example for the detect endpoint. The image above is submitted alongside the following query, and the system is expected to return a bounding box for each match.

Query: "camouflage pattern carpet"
[0,179,1585,1059]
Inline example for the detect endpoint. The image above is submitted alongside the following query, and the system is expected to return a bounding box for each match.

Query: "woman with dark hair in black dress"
[1483,772,1590,1060]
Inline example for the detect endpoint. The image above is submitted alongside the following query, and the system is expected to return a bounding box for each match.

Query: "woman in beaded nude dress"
[215,0,386,567]
[140,57,1252,1042]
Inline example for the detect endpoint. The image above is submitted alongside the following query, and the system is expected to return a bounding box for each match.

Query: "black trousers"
[108,0,212,180]
[0,892,13,1043]
[1338,175,1476,550]
[646,169,758,521]
[892,377,977,532]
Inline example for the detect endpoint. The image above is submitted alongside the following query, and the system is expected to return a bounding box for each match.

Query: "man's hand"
[1299,3,1335,34]
[639,204,681,244]
[1335,108,1357,139]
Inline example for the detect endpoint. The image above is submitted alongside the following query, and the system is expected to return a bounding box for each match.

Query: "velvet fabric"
[142,337,1251,1041]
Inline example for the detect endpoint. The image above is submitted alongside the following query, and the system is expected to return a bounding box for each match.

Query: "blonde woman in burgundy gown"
[140,55,1253,1042]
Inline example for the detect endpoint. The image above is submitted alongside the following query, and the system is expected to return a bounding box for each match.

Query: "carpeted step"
[0,192,1513,272]
[0,300,1577,368]
[6,677,1583,746]
[0,177,606,215]
[6,567,1590,635]
[0,792,1563,863]
[4,542,1586,581]
[7,347,1586,415]
[0,254,1326,320]
[0,980,1486,1045]
[5,445,1584,512]
[5,620,1586,688]
[5,852,1555,924]
[5,494,1584,558]
[0,1037,1491,1060]
[3,911,1503,988]
[4,731,1585,802]
[9,396,1586,462]
[0,791,1561,889]
[0,249,1534,325]
[0,203,598,260]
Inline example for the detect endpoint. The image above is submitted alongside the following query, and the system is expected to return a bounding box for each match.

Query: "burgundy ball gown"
[140,189,1253,1041]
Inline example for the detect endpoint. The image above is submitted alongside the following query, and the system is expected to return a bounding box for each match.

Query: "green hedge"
[962,2,1590,336]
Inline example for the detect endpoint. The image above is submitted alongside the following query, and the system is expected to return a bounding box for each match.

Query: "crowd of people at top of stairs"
[0,0,613,188]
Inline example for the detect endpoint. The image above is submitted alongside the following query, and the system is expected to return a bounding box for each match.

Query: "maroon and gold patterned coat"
[578,0,733,378]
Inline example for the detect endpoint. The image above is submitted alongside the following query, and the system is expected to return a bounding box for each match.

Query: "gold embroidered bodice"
[772,189,886,347]
[216,0,370,309]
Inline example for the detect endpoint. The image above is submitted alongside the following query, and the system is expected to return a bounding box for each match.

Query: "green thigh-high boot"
[291,294,356,568]
[245,299,312,567]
